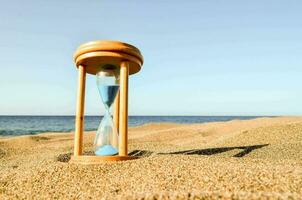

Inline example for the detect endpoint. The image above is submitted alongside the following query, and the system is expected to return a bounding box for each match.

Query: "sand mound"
[1,117,302,199]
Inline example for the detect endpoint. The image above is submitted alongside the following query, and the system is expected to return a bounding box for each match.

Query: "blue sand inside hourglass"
[95,145,118,156]
[98,85,120,107]
[95,84,120,156]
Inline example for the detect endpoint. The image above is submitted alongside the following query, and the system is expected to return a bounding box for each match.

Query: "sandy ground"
[1,117,302,199]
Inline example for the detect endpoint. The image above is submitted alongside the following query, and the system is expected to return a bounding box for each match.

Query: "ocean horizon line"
[0,115,277,117]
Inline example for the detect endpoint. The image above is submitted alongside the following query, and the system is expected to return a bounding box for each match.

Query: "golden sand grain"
[0,117,302,199]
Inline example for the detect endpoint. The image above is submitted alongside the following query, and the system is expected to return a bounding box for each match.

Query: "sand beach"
[1,117,302,199]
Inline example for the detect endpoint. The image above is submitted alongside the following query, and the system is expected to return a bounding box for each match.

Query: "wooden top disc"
[74,40,143,75]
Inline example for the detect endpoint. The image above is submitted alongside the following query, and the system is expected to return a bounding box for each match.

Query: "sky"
[0,0,301,116]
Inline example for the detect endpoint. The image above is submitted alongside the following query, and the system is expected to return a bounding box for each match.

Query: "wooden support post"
[74,65,86,156]
[113,91,120,148]
[119,61,129,156]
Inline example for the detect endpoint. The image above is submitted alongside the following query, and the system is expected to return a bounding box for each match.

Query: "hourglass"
[70,40,143,164]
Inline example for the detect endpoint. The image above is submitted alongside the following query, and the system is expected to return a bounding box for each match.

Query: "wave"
[0,128,97,136]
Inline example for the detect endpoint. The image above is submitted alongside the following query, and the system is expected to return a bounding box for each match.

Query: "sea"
[0,116,266,137]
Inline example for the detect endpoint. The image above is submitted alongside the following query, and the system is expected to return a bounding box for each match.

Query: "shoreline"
[0,115,280,138]
[0,116,297,139]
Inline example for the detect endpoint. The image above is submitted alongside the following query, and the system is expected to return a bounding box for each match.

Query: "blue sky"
[0,1,301,116]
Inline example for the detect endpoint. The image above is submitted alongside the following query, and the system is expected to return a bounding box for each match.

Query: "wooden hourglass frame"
[70,40,143,164]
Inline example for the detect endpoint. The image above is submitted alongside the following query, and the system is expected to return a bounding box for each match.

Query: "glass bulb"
[94,64,120,156]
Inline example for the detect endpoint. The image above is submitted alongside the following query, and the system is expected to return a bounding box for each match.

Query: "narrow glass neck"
[104,107,111,116]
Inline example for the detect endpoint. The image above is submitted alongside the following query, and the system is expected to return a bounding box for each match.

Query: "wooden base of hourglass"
[70,155,138,164]
[70,40,143,164]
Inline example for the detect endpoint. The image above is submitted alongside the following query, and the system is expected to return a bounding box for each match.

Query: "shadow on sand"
[158,144,269,157]
[57,144,269,162]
